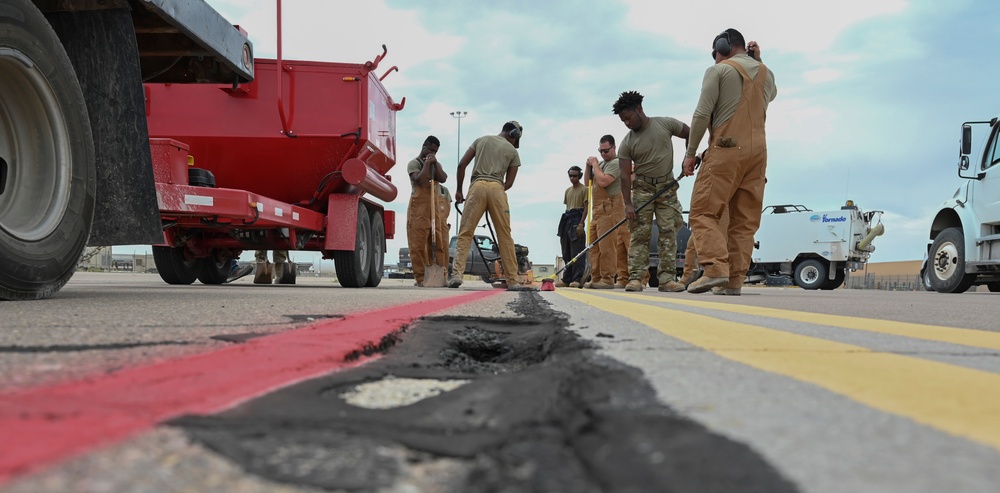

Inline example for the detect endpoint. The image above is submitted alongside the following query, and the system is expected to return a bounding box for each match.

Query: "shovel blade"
[423,264,448,287]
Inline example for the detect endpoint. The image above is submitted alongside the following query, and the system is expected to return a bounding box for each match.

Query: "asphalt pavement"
[3,275,1000,492]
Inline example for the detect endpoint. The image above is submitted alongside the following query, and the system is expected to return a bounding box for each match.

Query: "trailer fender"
[325,194,361,251]
[44,7,162,246]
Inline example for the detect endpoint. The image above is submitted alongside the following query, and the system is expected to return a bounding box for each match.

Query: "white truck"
[746,202,885,290]
[923,117,1000,293]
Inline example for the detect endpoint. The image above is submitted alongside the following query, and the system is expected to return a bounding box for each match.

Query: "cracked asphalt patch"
[172,293,800,492]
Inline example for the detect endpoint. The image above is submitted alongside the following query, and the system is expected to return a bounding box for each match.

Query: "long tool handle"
[429,160,438,264]
[555,174,685,277]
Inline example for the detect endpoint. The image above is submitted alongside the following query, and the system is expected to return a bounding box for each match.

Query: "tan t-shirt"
[618,116,685,178]
[469,135,521,184]
[564,184,587,210]
[407,157,428,195]
[600,157,622,196]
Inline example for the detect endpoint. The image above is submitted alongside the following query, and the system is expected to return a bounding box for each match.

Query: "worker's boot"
[272,262,285,284]
[625,278,644,292]
[253,261,273,284]
[658,279,686,292]
[687,276,727,294]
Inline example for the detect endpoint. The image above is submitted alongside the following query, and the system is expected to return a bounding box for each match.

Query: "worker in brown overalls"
[584,135,626,289]
[682,29,777,295]
[406,136,448,287]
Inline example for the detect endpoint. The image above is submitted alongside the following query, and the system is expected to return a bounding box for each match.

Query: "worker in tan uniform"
[450,121,528,291]
[683,29,776,295]
[406,136,448,287]
[583,134,627,289]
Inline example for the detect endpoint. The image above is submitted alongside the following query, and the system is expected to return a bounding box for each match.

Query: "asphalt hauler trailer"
[0,0,403,300]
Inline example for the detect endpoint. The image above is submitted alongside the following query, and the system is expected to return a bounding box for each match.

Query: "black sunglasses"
[568,174,581,178]
[598,148,612,154]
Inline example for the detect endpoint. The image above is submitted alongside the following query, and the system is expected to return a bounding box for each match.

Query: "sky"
[129,0,1000,270]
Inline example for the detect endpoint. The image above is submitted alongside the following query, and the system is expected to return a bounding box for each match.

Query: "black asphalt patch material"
[0,341,190,353]
[172,293,800,492]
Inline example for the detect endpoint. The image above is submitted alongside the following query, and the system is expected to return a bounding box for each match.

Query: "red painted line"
[0,290,500,484]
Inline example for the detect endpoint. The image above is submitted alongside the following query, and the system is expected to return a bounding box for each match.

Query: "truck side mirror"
[962,124,973,155]
[960,156,970,171]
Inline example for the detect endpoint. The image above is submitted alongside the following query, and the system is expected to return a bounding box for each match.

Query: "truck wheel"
[794,259,827,290]
[647,267,659,288]
[152,246,201,285]
[334,202,371,288]
[921,267,933,291]
[987,282,1000,293]
[365,209,384,287]
[197,251,233,285]
[820,269,846,290]
[928,227,976,293]
[0,0,95,300]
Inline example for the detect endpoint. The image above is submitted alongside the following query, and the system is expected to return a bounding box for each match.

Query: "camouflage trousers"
[628,179,683,285]
[255,250,287,263]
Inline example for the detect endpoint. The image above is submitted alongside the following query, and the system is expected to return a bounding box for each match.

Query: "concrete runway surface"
[3,273,1000,492]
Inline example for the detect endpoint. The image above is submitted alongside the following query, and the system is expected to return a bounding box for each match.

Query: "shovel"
[423,160,448,287]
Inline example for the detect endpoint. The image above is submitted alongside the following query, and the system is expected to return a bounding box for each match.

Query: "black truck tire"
[197,251,233,285]
[152,246,201,285]
[334,202,371,288]
[365,208,385,287]
[928,227,976,293]
[819,268,846,290]
[0,0,96,300]
[793,259,827,290]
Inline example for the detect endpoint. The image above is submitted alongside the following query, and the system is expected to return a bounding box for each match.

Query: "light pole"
[449,111,467,235]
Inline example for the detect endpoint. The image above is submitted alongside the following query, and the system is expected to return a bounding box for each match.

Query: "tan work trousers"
[588,185,626,285]
[681,207,730,282]
[406,185,449,284]
[451,180,520,286]
[690,59,769,282]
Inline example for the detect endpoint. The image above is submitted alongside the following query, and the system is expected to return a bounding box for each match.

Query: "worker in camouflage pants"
[614,90,689,292]
[628,180,683,289]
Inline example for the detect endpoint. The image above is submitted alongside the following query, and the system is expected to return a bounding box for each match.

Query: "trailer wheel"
[928,227,976,293]
[0,0,96,300]
[793,259,827,290]
[987,282,1000,293]
[197,251,233,285]
[647,267,659,288]
[365,209,384,287]
[334,202,371,288]
[152,246,202,285]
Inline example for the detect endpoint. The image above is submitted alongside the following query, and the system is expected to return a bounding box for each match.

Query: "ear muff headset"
[714,30,732,57]
[507,122,522,139]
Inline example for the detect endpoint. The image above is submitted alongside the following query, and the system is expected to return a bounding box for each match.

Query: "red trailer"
[144,42,405,288]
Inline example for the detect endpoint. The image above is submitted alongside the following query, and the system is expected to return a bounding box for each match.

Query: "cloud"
[120,0,1000,272]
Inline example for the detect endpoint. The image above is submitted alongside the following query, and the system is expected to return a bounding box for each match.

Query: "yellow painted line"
[590,290,1000,352]
[557,288,1000,451]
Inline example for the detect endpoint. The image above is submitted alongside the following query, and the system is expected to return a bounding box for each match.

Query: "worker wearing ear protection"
[449,121,526,290]
[682,28,777,295]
